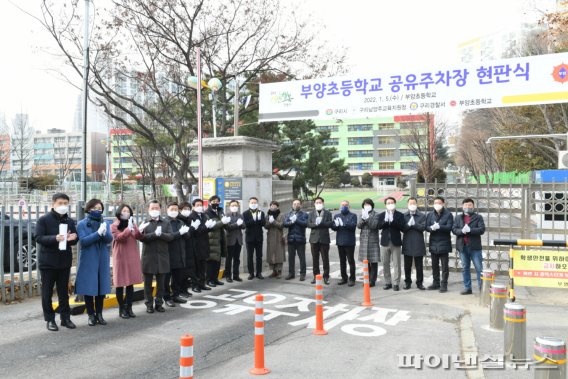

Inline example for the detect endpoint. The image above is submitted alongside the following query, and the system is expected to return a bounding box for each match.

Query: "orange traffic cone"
[250,294,270,375]
[362,259,373,307]
[313,274,328,335]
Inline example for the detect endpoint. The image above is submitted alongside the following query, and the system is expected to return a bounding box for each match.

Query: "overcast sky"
[0,0,556,132]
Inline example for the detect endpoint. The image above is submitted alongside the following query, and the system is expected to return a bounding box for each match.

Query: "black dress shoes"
[403,283,412,290]
[213,279,224,286]
[248,274,254,280]
[256,274,264,280]
[337,279,347,285]
[383,284,392,290]
[234,277,243,282]
[165,299,176,307]
[95,314,107,325]
[47,321,58,331]
[61,319,77,329]
[226,277,233,283]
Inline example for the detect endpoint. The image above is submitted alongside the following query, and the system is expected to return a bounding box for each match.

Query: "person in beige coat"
[265,201,286,278]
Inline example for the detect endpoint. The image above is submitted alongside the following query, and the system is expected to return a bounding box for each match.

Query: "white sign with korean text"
[259,52,568,122]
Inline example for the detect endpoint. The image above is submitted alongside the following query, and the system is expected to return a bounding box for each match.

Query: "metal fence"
[410,179,568,273]
[0,203,152,303]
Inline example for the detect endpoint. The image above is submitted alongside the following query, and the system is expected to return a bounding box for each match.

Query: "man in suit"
[224,200,245,282]
[426,196,454,293]
[378,197,405,291]
[401,197,427,290]
[35,193,79,331]
[243,197,265,280]
[307,197,333,284]
[331,200,358,286]
[283,199,309,281]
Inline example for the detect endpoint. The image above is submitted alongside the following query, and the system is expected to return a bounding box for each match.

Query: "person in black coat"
[178,201,198,294]
[307,197,333,284]
[331,200,358,286]
[243,197,266,280]
[283,199,309,281]
[426,196,454,293]
[452,198,486,295]
[401,197,427,290]
[224,200,245,282]
[35,192,79,331]
[164,202,190,307]
[139,200,174,313]
[188,198,211,291]
[378,197,406,291]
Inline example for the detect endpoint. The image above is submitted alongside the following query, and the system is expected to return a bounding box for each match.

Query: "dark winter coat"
[377,210,405,247]
[401,211,427,257]
[426,208,454,254]
[140,217,174,274]
[205,207,227,262]
[331,211,358,247]
[307,209,333,244]
[165,216,189,270]
[35,210,79,270]
[283,210,309,244]
[188,211,210,261]
[452,212,486,252]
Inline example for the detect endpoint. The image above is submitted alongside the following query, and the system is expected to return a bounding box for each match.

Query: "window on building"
[54,148,66,155]
[348,137,373,145]
[400,162,418,170]
[399,122,425,129]
[400,149,416,157]
[348,163,374,170]
[68,136,81,143]
[348,150,373,158]
[378,123,395,129]
[35,138,51,144]
[113,157,132,164]
[377,149,395,157]
[347,124,372,132]
[68,147,81,155]
[378,162,395,170]
[317,125,339,132]
[54,137,66,144]
[323,138,339,146]
[377,136,395,145]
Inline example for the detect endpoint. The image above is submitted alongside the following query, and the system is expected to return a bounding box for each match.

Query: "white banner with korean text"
[259,52,568,122]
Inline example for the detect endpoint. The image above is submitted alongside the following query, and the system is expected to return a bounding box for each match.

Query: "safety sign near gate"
[512,249,568,288]
[259,52,568,122]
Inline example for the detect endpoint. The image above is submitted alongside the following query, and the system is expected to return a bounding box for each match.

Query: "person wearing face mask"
[283,199,309,281]
[426,196,454,293]
[401,197,427,290]
[139,200,174,313]
[76,199,113,326]
[358,198,381,287]
[307,197,333,285]
[378,197,406,291]
[163,202,190,307]
[265,200,286,279]
[452,198,486,295]
[331,200,358,286]
[178,202,199,294]
[224,200,245,282]
[243,197,266,280]
[205,196,227,287]
[187,199,211,291]
[110,204,143,319]
[35,193,79,331]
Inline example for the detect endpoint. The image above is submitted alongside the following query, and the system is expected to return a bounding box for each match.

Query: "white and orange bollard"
[362,259,373,307]
[179,334,194,379]
[313,274,328,336]
[250,294,270,375]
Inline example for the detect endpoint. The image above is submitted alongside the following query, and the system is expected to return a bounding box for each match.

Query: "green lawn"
[319,190,409,210]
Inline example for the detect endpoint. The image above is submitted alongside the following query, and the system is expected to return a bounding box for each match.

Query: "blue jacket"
[330,211,358,246]
[75,216,113,296]
[283,210,308,243]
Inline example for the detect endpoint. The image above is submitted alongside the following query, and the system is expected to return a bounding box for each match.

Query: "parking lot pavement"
[1,255,567,378]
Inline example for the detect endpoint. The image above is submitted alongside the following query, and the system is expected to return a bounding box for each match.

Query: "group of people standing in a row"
[36,192,485,332]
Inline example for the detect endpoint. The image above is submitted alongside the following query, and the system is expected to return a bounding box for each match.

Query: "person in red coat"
[110,204,144,319]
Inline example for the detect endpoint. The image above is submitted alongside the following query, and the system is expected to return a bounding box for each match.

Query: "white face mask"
[55,205,69,215]
[230,206,239,213]
[120,212,130,220]
[433,204,443,211]
[408,204,417,212]
[149,210,160,218]
[386,203,396,211]
[181,210,191,217]
[249,203,258,210]
[363,205,372,212]
[194,206,203,213]
[167,211,178,219]
[315,203,324,211]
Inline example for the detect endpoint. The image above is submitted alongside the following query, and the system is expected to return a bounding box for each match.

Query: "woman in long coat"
[265,200,286,279]
[110,204,143,319]
[357,198,380,287]
[76,199,113,326]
